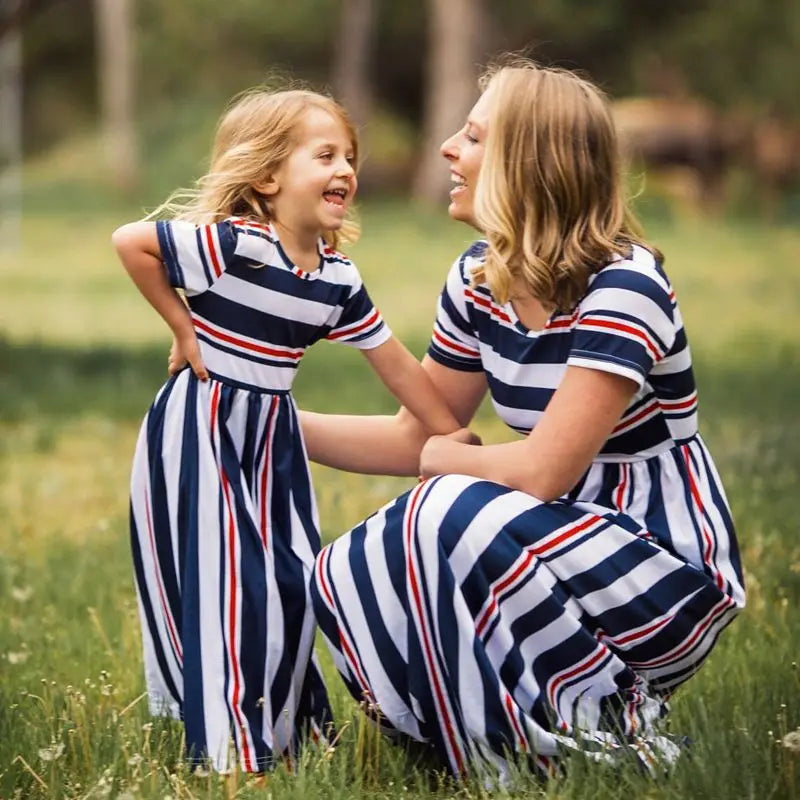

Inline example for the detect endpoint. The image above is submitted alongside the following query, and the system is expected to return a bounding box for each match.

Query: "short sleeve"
[568,259,677,388]
[325,276,392,350]
[156,220,240,296]
[427,253,482,372]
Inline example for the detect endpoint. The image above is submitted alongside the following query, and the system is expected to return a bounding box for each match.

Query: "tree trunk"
[331,0,376,188]
[331,0,375,130]
[412,0,483,204]
[0,2,22,251]
[94,0,138,193]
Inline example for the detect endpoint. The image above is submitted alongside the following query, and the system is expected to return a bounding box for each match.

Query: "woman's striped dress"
[311,242,745,778]
[129,218,390,772]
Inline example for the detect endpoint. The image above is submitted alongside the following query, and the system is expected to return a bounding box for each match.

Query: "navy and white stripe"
[312,242,744,779]
[131,219,390,771]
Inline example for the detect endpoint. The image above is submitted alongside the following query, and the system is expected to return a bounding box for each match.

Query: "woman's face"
[440,87,493,228]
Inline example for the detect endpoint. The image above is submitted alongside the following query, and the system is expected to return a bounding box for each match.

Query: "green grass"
[1,199,799,798]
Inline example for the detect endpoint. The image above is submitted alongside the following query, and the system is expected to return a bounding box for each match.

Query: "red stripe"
[405,482,465,774]
[204,226,223,278]
[327,308,380,341]
[614,464,628,510]
[580,317,660,360]
[531,514,600,557]
[612,399,659,434]
[143,486,183,663]
[476,551,534,636]
[432,328,479,357]
[660,393,697,411]
[213,383,253,771]
[193,317,304,360]
[683,446,725,590]
[610,612,673,647]
[548,646,607,709]
[505,691,527,752]
[259,396,279,549]
[316,547,336,611]
[316,548,372,696]
[465,288,511,323]
[627,595,733,669]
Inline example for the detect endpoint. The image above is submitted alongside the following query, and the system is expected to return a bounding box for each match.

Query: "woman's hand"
[171,328,209,382]
[419,427,481,479]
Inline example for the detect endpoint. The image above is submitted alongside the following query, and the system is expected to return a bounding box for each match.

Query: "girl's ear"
[253,176,279,196]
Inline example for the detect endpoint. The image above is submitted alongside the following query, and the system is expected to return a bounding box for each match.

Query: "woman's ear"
[253,176,279,196]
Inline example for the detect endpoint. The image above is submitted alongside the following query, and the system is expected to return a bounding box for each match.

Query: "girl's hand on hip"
[170,330,209,382]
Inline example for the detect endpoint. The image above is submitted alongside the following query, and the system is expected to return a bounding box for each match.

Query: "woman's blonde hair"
[473,58,652,311]
[151,87,360,249]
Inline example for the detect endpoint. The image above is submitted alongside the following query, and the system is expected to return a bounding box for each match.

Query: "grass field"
[1,197,799,799]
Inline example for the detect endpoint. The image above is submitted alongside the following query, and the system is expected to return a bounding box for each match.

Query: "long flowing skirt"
[130,371,331,772]
[312,460,744,778]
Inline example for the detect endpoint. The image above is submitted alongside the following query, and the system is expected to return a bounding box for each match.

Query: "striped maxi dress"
[129,218,391,772]
[311,242,745,779]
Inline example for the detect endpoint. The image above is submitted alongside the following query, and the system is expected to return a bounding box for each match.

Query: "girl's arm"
[300,354,487,476]
[112,222,208,381]
[420,365,637,501]
[360,337,463,435]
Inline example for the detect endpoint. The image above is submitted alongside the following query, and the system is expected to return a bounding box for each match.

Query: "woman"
[301,58,745,778]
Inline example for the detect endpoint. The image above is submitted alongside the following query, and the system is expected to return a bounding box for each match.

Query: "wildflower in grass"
[7,650,28,664]
[11,585,32,602]
[783,729,800,754]
[38,742,65,761]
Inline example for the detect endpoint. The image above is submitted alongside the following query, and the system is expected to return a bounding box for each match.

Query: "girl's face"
[259,108,357,243]
[440,88,493,228]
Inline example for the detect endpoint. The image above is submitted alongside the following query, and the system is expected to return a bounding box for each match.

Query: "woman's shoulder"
[585,244,674,305]
[448,239,488,282]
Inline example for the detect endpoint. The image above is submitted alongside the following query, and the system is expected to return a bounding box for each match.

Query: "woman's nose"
[440,133,458,160]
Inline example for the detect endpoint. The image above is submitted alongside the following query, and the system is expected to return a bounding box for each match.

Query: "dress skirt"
[129,370,331,772]
[311,437,745,778]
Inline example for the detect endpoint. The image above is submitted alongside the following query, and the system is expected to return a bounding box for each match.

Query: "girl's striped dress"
[312,241,745,778]
[129,218,390,772]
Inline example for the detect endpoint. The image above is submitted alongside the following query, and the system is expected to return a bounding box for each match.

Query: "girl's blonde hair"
[473,58,652,311]
[151,87,360,249]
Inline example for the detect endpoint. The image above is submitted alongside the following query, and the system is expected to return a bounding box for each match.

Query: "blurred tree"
[331,0,374,130]
[94,0,138,193]
[412,0,485,204]
[331,0,378,187]
[1,0,23,250]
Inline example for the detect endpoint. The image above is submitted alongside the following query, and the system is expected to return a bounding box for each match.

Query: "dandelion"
[38,742,65,762]
[127,754,143,767]
[783,729,800,754]
[11,585,33,602]
[142,722,153,732]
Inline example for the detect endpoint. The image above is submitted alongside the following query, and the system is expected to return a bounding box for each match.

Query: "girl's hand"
[168,335,188,375]
[171,329,209,382]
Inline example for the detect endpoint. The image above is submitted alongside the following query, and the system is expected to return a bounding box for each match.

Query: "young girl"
[112,87,465,773]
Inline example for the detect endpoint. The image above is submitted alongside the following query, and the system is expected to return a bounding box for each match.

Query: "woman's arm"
[300,355,487,476]
[419,365,637,501]
[112,222,208,381]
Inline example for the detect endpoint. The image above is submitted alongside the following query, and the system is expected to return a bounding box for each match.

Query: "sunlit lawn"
[1,198,799,798]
